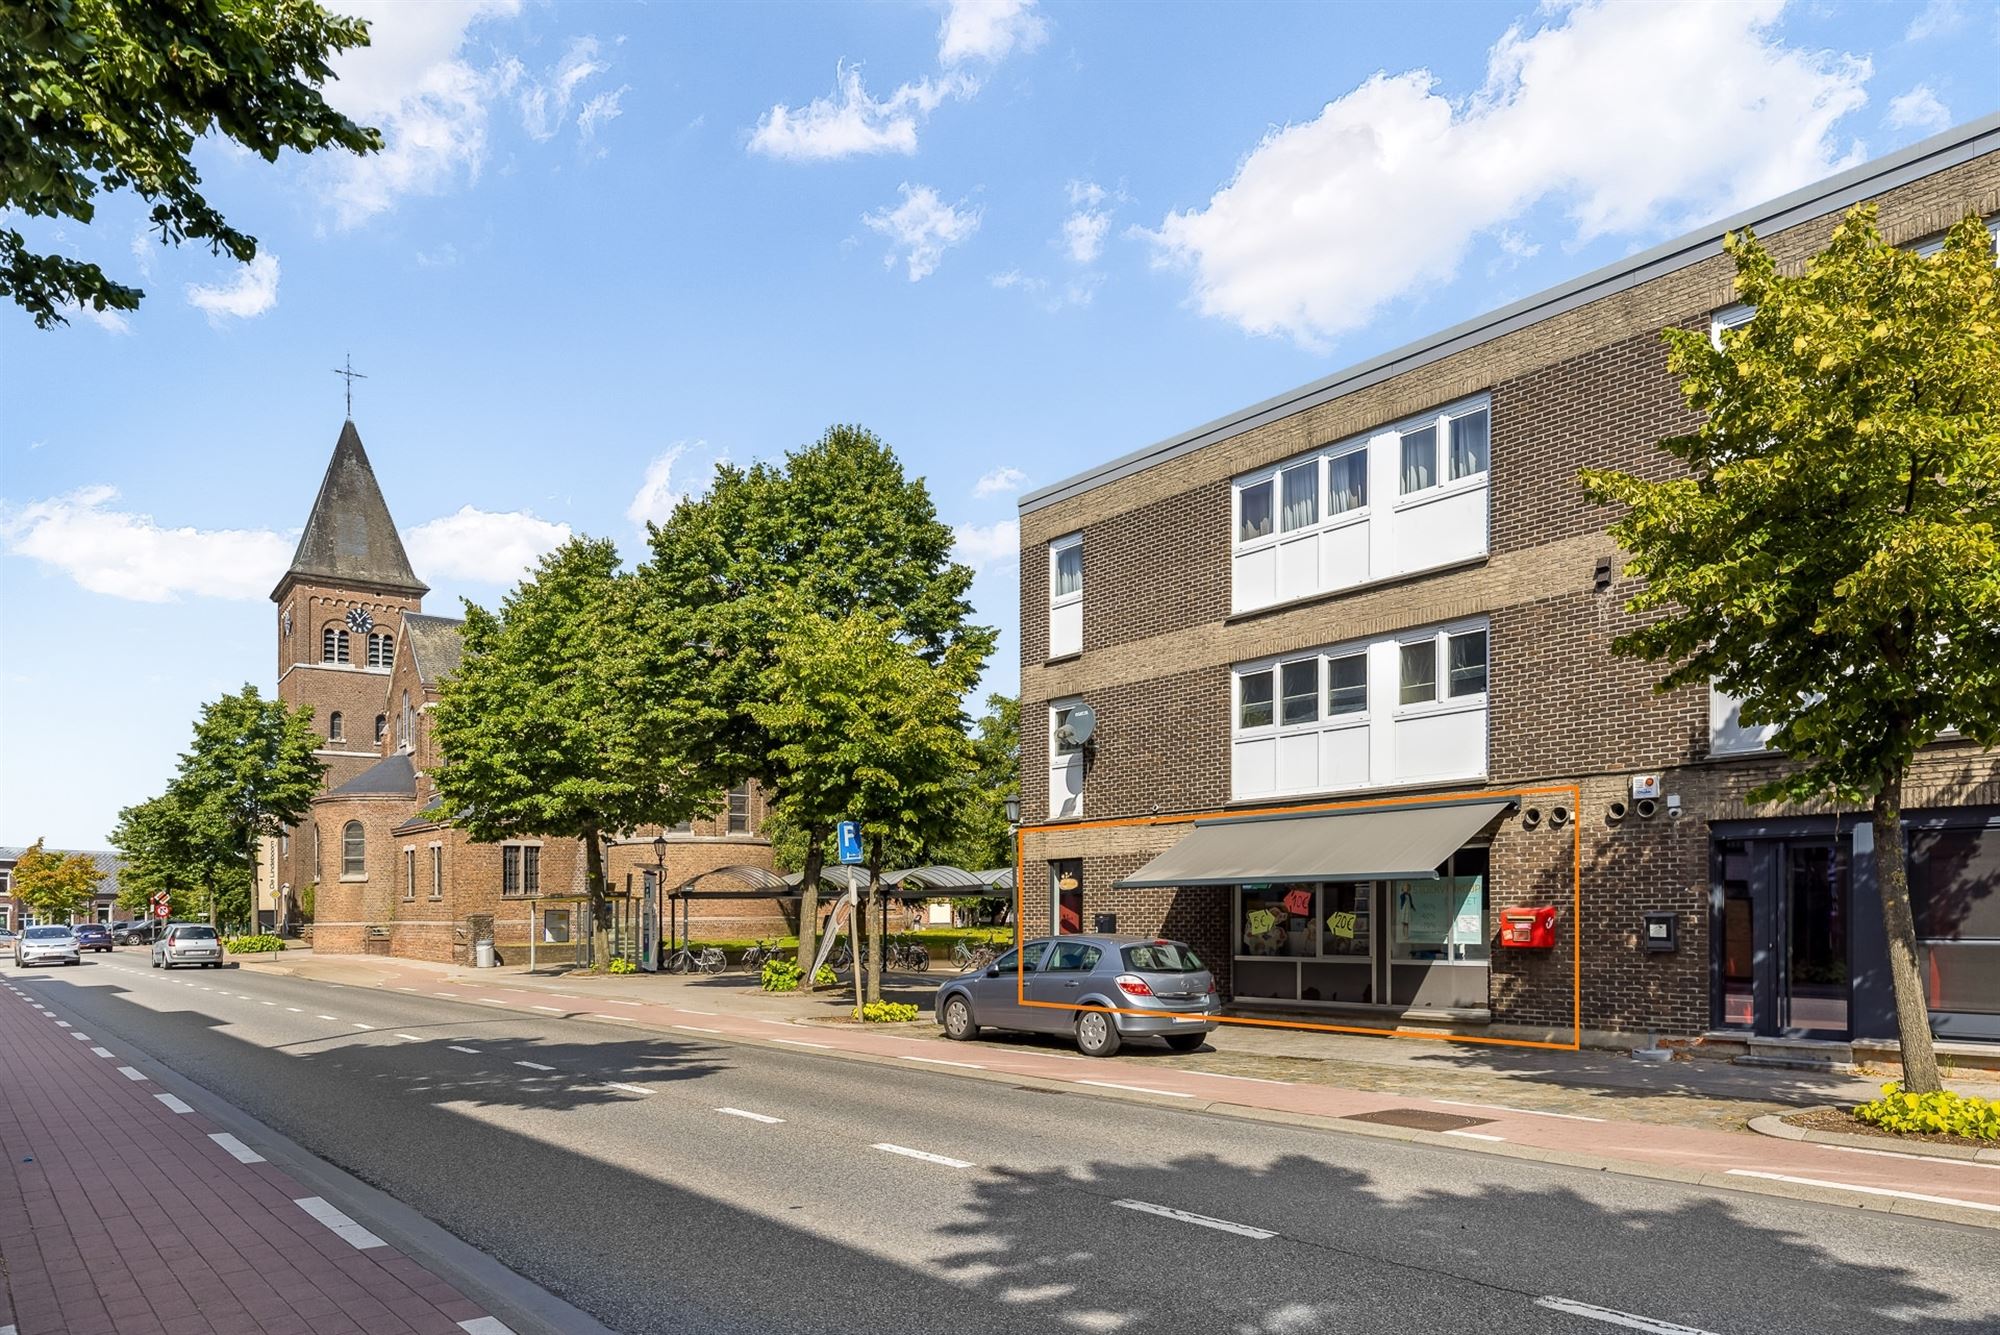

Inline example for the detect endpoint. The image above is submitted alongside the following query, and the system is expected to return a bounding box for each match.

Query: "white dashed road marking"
[396,1034,426,1042]
[448,1046,482,1055]
[459,1317,519,1334]
[117,1066,148,1082]
[1444,1130,1506,1142]
[531,1006,564,1013]
[873,1143,973,1169]
[1189,1071,1294,1086]
[1819,1144,2000,1170]
[316,1014,338,1021]
[900,1056,985,1070]
[294,1196,385,1250]
[210,1133,266,1164]
[673,1025,722,1034]
[773,1038,832,1050]
[1076,1080,1193,1099]
[1433,1099,1606,1123]
[604,1082,652,1096]
[1112,1198,1274,1239]
[154,1094,194,1114]
[1723,1169,2000,1213]
[1534,1297,1721,1333]
[716,1107,784,1124]
[90,1047,114,1058]
[351,1023,375,1030]
[54,1020,70,1028]
[71,1033,89,1040]
[514,1061,555,1072]
[286,1007,303,1013]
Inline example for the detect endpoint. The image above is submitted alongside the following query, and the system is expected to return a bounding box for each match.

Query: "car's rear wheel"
[942,994,978,1041]
[1075,1010,1121,1058]
[1162,1034,1205,1053]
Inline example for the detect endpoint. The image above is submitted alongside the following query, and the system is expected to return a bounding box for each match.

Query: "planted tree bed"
[1781,1106,1997,1151]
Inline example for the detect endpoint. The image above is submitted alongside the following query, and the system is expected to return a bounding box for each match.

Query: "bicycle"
[738,938,781,972]
[886,934,930,973]
[665,945,727,974]
[950,938,998,972]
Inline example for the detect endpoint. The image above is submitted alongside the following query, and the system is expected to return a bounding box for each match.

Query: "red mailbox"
[1499,906,1557,948]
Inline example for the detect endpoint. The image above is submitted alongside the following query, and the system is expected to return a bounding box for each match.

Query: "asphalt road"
[17,951,2000,1335]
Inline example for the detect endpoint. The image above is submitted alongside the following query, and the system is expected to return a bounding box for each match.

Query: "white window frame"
[1048,699,1086,820]
[1394,402,1490,508]
[1049,533,1083,607]
[1710,301,1756,350]
[1393,623,1489,721]
[1232,439,1370,563]
[1048,532,1083,660]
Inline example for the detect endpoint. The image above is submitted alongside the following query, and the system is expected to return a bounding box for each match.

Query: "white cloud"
[1904,0,1965,41]
[318,1,523,227]
[129,227,154,279]
[184,253,280,324]
[938,0,1048,66]
[403,506,571,586]
[973,466,1030,498]
[625,443,721,530]
[1062,184,1112,264]
[516,36,611,141]
[0,486,290,601]
[748,63,973,161]
[59,301,132,334]
[577,86,629,144]
[1143,0,1871,349]
[1887,84,1952,132]
[952,518,1019,571]
[990,268,1098,311]
[864,183,981,280]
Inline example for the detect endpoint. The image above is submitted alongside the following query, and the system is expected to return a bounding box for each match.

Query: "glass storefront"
[1232,848,1488,1011]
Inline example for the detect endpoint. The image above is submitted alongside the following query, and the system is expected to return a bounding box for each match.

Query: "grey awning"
[1114,799,1511,888]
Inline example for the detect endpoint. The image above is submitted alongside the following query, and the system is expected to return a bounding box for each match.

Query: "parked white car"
[13,925,81,968]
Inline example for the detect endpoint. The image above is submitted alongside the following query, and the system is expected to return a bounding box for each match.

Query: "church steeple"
[271,419,428,603]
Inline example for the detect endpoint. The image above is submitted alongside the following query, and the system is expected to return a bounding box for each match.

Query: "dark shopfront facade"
[1713,807,2000,1044]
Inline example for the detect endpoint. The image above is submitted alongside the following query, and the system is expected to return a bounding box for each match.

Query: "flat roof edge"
[1019,111,2000,517]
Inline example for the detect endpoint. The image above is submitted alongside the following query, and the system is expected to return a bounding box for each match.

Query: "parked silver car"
[151,923,224,969]
[936,935,1220,1057]
[13,925,82,968]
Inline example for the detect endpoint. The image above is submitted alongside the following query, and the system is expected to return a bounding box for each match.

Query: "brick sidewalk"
[0,972,517,1335]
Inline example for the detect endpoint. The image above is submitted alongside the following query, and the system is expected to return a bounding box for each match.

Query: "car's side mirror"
[984,966,1002,979]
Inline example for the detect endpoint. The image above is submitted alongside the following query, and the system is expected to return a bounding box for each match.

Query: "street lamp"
[652,835,669,959]
[1004,796,1020,828]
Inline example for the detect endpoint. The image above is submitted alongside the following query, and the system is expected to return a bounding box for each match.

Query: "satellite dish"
[1058,702,1096,748]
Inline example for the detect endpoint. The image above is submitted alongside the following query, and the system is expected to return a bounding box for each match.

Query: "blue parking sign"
[836,821,863,865]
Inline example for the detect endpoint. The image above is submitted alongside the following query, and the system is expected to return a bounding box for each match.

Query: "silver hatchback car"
[936,935,1221,1057]
[13,925,81,968]
[152,923,224,969]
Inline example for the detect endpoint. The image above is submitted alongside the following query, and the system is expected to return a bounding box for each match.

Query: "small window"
[1279,659,1319,726]
[1238,479,1274,543]
[1327,652,1367,715]
[1051,538,1082,600]
[1279,462,1318,532]
[341,821,364,877]
[502,845,521,896]
[1448,630,1488,698]
[1053,704,1085,756]
[1399,640,1437,706]
[375,715,387,743]
[368,632,395,668]
[322,627,348,663]
[1400,424,1437,494]
[727,784,751,834]
[1238,670,1274,730]
[1328,449,1367,515]
[429,846,443,899]
[522,846,540,896]
[403,848,416,900]
[328,711,344,743]
[1448,409,1489,480]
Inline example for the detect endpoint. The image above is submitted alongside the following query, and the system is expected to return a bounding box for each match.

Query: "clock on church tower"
[346,608,374,635]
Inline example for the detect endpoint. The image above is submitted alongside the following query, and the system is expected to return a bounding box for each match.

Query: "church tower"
[272,420,428,908]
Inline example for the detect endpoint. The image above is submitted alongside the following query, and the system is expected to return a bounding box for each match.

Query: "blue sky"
[4,0,1997,848]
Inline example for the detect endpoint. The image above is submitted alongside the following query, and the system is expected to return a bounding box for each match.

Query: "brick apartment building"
[1016,116,2000,1054]
[0,847,122,931]
[273,421,784,963]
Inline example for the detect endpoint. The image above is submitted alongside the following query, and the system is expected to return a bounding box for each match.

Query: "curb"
[26,974,617,1335]
[1749,1108,2000,1164]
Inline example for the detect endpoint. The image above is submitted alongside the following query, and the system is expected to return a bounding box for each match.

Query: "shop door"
[1782,844,1848,1036]
[1712,838,1850,1038]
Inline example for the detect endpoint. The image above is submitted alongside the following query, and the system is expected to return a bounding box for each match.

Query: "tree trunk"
[585,828,611,972]
[1872,774,1942,1093]
[796,828,826,991]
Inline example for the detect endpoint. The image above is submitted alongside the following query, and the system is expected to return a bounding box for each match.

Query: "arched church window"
[322,627,349,663]
[328,712,344,743]
[375,715,387,743]
[342,821,365,878]
[367,632,395,668]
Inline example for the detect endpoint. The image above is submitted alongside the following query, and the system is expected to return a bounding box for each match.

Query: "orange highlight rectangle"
[1012,784,1582,1051]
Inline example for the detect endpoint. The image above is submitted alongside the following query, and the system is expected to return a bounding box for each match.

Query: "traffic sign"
[836,821,862,865]
[150,891,170,920]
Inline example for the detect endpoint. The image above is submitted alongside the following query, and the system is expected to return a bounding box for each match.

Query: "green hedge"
[854,1000,921,1023]
[224,934,286,954]
[1854,1083,1999,1140]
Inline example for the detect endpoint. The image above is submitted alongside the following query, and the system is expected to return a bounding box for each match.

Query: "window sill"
[1043,651,1082,667]
[1391,474,1488,514]
[1228,554,1488,624]
[339,875,367,884]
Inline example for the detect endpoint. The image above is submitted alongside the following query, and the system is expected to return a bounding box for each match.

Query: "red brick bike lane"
[0,970,529,1335]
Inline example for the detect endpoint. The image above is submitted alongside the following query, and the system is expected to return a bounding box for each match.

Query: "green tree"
[9,838,103,921]
[2,0,382,328]
[932,693,1020,875]
[433,537,720,967]
[746,602,990,1003]
[1582,206,2000,1093]
[110,791,227,922]
[641,424,983,977]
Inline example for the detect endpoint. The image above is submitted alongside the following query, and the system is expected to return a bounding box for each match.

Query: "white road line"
[1189,1071,1294,1086]
[602,999,641,1007]
[91,1047,113,1058]
[605,1082,652,1095]
[286,1007,302,1013]
[1819,1144,2000,1170]
[1534,1297,1721,1334]
[514,1061,556,1072]
[293,1196,385,1250]
[1112,1198,1274,1239]
[448,1045,482,1055]
[396,986,420,992]
[1723,1169,2000,1213]
[873,1143,974,1169]
[1432,1099,1606,1123]
[773,1038,832,1050]
[900,1055,985,1069]
[261,1001,275,1006]
[674,1008,718,1016]
[209,1133,266,1164]
[396,1033,426,1042]
[674,1025,723,1034]
[1076,1080,1194,1099]
[435,992,457,999]
[351,1023,375,1030]
[154,1094,194,1114]
[716,1107,784,1124]
[531,1005,564,1013]
[117,1066,148,1082]
[1443,1130,1506,1142]
[548,994,580,1000]
[459,1318,519,1335]
[71,1033,89,1040]
[54,1020,70,1028]
[756,1019,794,1027]
[591,1014,629,1023]
[315,1014,338,1021]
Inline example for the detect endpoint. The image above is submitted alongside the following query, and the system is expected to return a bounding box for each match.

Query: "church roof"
[273,420,428,601]
[324,753,417,799]
[403,614,465,686]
